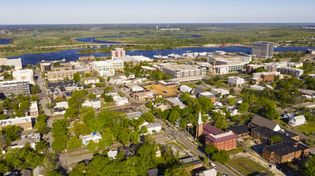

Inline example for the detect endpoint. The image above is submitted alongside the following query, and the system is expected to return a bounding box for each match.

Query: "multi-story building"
[252,41,274,59]
[111,48,126,59]
[0,116,33,130]
[196,113,237,151]
[0,58,22,70]
[159,63,206,78]
[208,53,252,75]
[277,67,304,78]
[12,69,34,85]
[29,101,39,117]
[228,76,245,87]
[0,80,30,96]
[90,59,124,77]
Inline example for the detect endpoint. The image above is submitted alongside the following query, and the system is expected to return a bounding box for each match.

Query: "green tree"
[73,73,81,83]
[67,137,82,151]
[212,151,229,163]
[303,155,315,176]
[270,135,282,145]
[141,112,155,123]
[168,109,180,124]
[238,102,250,113]
[31,85,41,94]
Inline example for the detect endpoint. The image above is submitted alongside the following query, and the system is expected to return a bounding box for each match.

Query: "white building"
[228,76,245,87]
[108,150,118,159]
[211,88,229,96]
[131,85,145,93]
[140,122,162,135]
[197,168,217,176]
[289,115,306,127]
[111,48,126,59]
[12,69,34,85]
[90,59,124,77]
[180,85,193,93]
[29,101,39,117]
[82,99,101,109]
[166,97,186,109]
[80,132,102,145]
[250,85,265,91]
[0,58,22,70]
[83,77,100,85]
[54,101,69,115]
[106,92,129,106]
[0,116,33,130]
[120,55,152,62]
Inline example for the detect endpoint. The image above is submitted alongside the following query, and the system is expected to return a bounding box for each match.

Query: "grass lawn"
[227,146,245,155]
[227,157,269,176]
[296,121,315,136]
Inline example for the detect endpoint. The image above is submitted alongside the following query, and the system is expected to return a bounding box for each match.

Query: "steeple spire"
[196,111,204,138]
[198,111,203,125]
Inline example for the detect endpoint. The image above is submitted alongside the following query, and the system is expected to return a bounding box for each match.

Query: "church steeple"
[196,111,204,138]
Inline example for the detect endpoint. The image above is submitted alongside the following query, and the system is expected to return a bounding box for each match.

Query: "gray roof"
[251,115,279,130]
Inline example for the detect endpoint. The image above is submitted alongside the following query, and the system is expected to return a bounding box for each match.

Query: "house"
[106,92,129,106]
[80,132,102,145]
[211,88,229,97]
[196,168,217,176]
[166,97,186,109]
[180,85,193,93]
[228,76,245,87]
[53,101,68,115]
[140,122,162,135]
[228,125,249,138]
[126,111,143,120]
[131,85,144,93]
[249,115,281,132]
[0,116,33,130]
[133,91,154,102]
[289,115,306,127]
[33,165,46,176]
[198,92,216,102]
[299,89,315,99]
[29,101,39,117]
[82,99,101,109]
[108,150,118,159]
[11,132,40,149]
[180,156,203,172]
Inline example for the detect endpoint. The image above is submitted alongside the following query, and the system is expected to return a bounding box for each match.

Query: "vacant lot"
[144,84,178,97]
[296,121,315,136]
[227,157,269,176]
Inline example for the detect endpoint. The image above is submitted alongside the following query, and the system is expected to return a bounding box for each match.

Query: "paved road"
[155,118,241,176]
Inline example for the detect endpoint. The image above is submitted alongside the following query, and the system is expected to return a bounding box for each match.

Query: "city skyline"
[1,0,315,24]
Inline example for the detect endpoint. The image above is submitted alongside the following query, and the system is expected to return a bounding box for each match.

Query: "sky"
[1,0,315,24]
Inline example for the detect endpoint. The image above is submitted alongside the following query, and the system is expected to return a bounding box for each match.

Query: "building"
[140,122,162,135]
[33,165,46,176]
[249,115,281,132]
[131,85,145,93]
[252,41,274,59]
[80,132,102,145]
[159,63,206,78]
[43,61,90,81]
[111,48,126,58]
[166,97,186,109]
[12,69,34,84]
[208,53,252,75]
[211,88,229,96]
[106,92,129,106]
[196,168,217,176]
[120,55,152,62]
[11,132,40,149]
[262,142,310,164]
[179,156,204,172]
[83,77,100,85]
[53,101,69,115]
[133,91,155,102]
[288,115,306,127]
[0,58,22,70]
[90,59,124,77]
[0,80,30,96]
[228,76,245,87]
[197,112,237,151]
[82,99,101,109]
[252,72,281,84]
[228,125,250,138]
[0,116,33,130]
[180,85,193,93]
[29,101,39,117]
[277,67,304,78]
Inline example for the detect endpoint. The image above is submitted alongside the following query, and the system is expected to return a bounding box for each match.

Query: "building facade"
[0,80,30,96]
[252,41,274,59]
[160,63,206,78]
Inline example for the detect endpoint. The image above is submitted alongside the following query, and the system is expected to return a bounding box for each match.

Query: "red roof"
[205,132,237,143]
[203,123,223,135]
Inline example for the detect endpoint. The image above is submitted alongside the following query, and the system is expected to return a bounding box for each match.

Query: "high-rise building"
[111,48,126,59]
[252,41,274,59]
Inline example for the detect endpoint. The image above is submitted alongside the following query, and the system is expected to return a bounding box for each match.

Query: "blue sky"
[1,0,315,24]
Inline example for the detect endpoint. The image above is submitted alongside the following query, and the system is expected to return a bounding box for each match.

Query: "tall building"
[252,41,274,59]
[111,48,126,59]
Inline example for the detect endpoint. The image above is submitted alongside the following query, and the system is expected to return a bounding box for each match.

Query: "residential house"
[249,115,281,132]
[288,115,306,127]
[80,132,102,145]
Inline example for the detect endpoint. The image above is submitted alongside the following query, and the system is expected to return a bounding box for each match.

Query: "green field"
[297,121,315,136]
[227,157,269,175]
